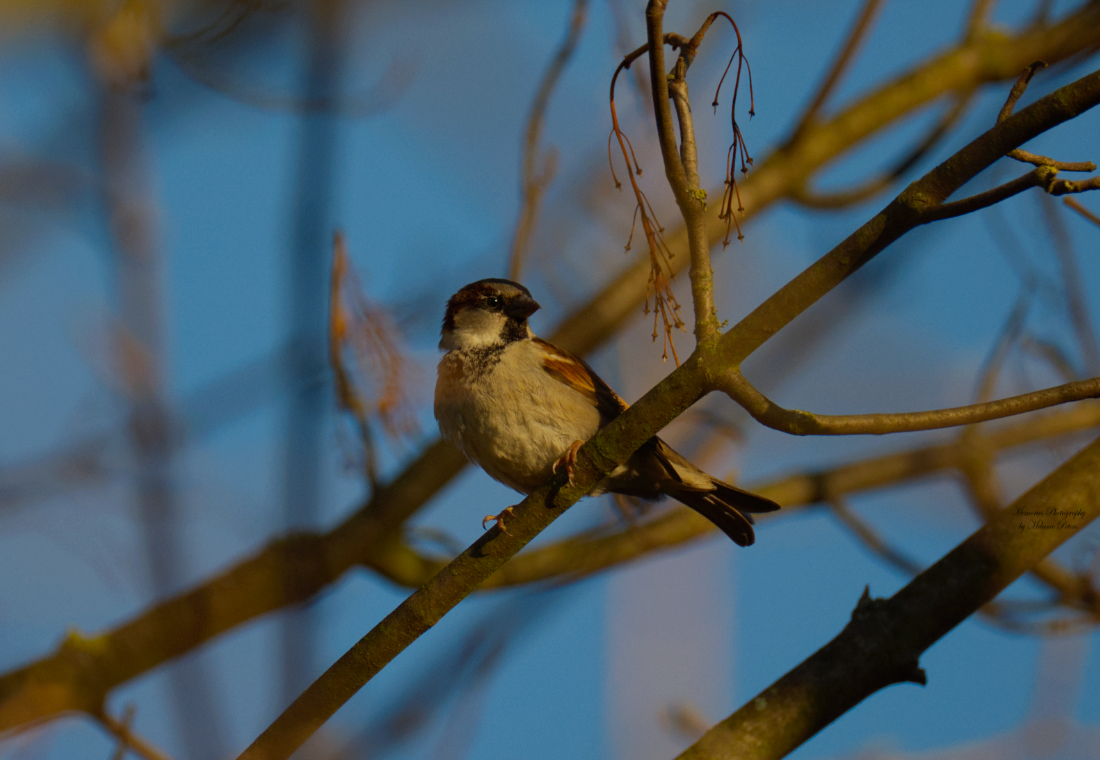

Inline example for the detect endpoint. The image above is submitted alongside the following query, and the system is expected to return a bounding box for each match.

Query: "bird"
[433,278,780,546]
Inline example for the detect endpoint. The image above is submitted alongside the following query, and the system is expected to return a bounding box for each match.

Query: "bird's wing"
[534,337,627,424]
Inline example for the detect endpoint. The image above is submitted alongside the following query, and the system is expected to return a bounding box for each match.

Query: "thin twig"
[1040,194,1100,376]
[789,0,884,140]
[794,92,974,208]
[1063,196,1100,228]
[608,39,686,363]
[1021,336,1081,383]
[645,5,751,343]
[607,0,650,110]
[827,497,924,575]
[98,708,176,760]
[964,0,998,42]
[999,62,1098,172]
[720,368,1100,436]
[916,166,1055,222]
[508,0,588,280]
[972,286,1033,405]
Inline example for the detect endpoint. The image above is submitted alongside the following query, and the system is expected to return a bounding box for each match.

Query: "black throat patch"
[460,342,507,378]
[501,316,528,345]
[458,318,528,378]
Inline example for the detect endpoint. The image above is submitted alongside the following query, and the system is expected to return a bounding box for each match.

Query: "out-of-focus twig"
[1063,196,1100,228]
[607,0,649,109]
[330,232,419,486]
[1040,194,1100,376]
[964,0,998,42]
[794,92,973,209]
[827,496,924,576]
[97,25,228,749]
[508,0,588,281]
[166,0,413,116]
[99,706,175,760]
[973,286,1033,404]
[0,343,311,513]
[279,0,348,706]
[788,0,884,141]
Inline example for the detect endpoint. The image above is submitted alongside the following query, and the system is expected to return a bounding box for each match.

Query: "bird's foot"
[552,440,584,485]
[482,506,516,533]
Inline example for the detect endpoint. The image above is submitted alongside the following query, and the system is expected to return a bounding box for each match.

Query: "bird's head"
[440,279,541,351]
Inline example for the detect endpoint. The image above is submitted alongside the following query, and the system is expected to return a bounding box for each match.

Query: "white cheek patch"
[441,309,509,350]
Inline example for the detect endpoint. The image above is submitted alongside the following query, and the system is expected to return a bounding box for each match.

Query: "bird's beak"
[506,294,541,321]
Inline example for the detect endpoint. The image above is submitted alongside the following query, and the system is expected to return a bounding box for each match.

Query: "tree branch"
[712,65,1100,369]
[645,2,721,342]
[675,433,1100,760]
[719,367,1100,435]
[557,1,1100,362]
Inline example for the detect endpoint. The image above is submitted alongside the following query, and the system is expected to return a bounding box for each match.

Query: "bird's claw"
[551,440,584,485]
[482,506,515,533]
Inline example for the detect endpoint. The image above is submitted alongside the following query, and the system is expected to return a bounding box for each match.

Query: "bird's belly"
[435,364,600,494]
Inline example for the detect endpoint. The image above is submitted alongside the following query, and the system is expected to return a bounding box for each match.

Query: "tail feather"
[652,437,780,546]
[672,489,757,546]
[710,479,781,515]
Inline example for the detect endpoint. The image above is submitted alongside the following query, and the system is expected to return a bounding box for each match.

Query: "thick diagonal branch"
[676,434,1100,760]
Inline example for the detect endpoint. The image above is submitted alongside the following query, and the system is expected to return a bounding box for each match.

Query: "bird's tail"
[651,438,780,546]
[671,485,777,546]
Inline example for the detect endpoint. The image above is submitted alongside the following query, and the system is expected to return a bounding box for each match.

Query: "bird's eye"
[485,296,503,309]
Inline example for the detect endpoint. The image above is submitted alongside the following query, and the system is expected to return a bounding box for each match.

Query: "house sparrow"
[433,279,779,546]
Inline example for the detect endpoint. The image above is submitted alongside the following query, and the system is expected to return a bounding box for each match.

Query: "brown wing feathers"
[535,337,627,423]
[535,337,779,545]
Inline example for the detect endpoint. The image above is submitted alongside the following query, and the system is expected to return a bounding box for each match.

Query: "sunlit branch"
[719,368,1100,436]
[645,1,719,342]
